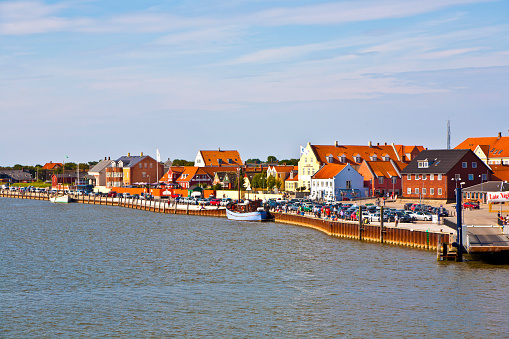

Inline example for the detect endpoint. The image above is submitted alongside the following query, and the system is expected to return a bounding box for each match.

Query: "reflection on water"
[1,198,508,337]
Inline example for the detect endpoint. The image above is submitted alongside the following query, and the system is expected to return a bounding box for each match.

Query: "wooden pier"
[1,190,452,252]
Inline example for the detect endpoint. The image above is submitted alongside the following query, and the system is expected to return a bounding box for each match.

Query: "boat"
[49,195,73,203]
[225,169,272,221]
[226,200,271,221]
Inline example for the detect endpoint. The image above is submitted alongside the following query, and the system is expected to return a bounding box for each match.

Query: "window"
[150,163,153,168]
[340,156,346,162]
[415,174,420,180]
[407,188,412,194]
[462,162,467,168]
[392,177,397,184]
[407,174,411,180]
[378,177,384,184]
[438,174,442,180]
[482,174,487,180]
[422,174,427,180]
[415,188,419,194]
[430,188,434,195]
[430,174,434,180]
[472,162,477,168]
[422,188,427,195]
[468,174,474,180]
[346,180,351,189]
[438,188,442,195]
[139,163,142,169]
[142,172,146,178]
[144,163,147,168]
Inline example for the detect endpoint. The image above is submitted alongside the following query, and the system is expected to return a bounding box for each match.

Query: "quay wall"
[1,190,449,251]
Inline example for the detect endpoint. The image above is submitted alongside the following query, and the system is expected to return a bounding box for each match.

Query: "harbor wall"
[1,190,449,251]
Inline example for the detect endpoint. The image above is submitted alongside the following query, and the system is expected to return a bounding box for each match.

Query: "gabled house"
[159,166,185,185]
[88,157,113,187]
[357,160,406,197]
[267,165,298,191]
[455,132,509,166]
[213,171,237,189]
[401,149,492,202]
[284,172,299,192]
[42,162,63,170]
[105,152,164,188]
[310,163,366,201]
[176,167,213,189]
[298,141,424,192]
[0,170,34,183]
[195,149,243,167]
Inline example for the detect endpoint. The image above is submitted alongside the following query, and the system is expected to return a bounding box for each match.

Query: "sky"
[1,0,509,166]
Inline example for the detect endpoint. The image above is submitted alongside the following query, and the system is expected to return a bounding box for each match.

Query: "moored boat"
[49,195,73,203]
[226,199,271,221]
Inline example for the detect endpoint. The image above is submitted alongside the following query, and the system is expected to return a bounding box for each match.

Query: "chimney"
[385,142,387,146]
[218,147,221,151]
[498,132,502,139]
[104,156,107,160]
[127,152,130,157]
[335,141,339,147]
[377,142,379,146]
[140,152,143,156]
[368,141,372,148]
[108,157,110,160]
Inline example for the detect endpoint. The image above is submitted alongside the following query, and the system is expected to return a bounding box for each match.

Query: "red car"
[107,191,117,197]
[463,201,479,209]
[209,199,221,206]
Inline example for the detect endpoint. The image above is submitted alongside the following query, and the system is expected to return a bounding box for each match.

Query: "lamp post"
[479,174,484,204]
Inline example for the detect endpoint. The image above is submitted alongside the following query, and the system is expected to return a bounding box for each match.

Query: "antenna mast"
[447,120,451,149]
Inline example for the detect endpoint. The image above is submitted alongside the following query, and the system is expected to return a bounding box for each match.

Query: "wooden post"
[175,201,177,214]
[380,206,384,243]
[186,202,190,215]
[358,206,363,240]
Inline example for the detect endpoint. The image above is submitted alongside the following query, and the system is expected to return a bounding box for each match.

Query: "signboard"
[487,191,509,203]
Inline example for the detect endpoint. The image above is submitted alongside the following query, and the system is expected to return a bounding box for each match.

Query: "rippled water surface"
[1,198,509,338]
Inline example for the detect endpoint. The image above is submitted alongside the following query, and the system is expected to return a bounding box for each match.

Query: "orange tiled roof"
[312,164,347,179]
[455,136,509,158]
[311,144,410,165]
[199,150,243,167]
[269,165,296,173]
[42,162,63,170]
[286,174,298,181]
[366,161,400,178]
[176,167,200,183]
[491,165,509,181]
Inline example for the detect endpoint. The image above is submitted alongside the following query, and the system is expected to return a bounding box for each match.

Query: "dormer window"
[418,159,430,168]
[118,161,123,168]
[382,154,390,161]
[326,154,334,163]
[111,161,116,168]
[218,159,223,164]
[371,154,377,161]
[340,154,346,163]
[228,159,233,164]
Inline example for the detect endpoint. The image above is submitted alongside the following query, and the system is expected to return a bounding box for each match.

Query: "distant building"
[88,157,113,187]
[194,149,243,167]
[298,141,425,192]
[310,163,366,201]
[0,170,34,183]
[105,152,164,188]
[455,132,509,166]
[401,149,492,202]
[358,159,406,197]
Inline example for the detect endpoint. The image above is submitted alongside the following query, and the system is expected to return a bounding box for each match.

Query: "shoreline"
[1,190,455,253]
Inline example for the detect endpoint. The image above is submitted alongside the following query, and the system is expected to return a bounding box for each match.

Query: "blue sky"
[1,0,508,166]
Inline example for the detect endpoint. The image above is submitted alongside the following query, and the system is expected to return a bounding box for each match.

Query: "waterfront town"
[0,133,509,203]
[2,132,509,205]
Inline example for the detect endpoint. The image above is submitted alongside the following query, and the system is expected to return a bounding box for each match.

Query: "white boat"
[226,207,269,221]
[49,195,72,203]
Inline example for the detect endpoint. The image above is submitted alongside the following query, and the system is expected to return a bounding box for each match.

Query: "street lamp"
[479,174,484,204]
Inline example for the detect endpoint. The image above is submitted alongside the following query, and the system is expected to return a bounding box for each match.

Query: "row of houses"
[31,132,509,202]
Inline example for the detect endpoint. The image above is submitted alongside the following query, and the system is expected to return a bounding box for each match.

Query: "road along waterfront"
[2,198,509,337]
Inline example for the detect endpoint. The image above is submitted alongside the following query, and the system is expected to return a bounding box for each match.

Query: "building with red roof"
[455,132,509,166]
[194,149,243,167]
[310,163,366,201]
[358,160,406,197]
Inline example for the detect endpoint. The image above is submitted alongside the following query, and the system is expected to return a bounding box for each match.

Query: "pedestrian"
[394,214,399,227]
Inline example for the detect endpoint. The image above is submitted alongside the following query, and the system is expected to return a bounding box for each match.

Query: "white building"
[310,163,367,201]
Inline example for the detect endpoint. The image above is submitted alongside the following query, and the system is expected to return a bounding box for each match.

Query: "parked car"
[463,201,480,209]
[107,191,117,197]
[209,198,221,206]
[410,211,432,221]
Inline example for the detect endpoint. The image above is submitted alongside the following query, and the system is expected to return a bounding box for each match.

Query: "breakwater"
[0,190,451,251]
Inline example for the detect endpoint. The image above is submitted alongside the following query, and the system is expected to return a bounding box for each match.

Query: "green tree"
[64,162,77,170]
[212,183,222,190]
[279,159,299,166]
[13,164,23,170]
[267,175,277,190]
[88,161,99,167]
[246,158,261,164]
[267,155,278,163]
[173,159,194,166]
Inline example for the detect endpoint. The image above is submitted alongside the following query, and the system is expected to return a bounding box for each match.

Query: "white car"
[410,211,432,221]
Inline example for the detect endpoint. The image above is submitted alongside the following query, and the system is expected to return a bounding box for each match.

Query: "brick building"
[401,149,492,202]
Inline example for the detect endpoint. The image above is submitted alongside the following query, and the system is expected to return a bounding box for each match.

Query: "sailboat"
[225,170,271,221]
